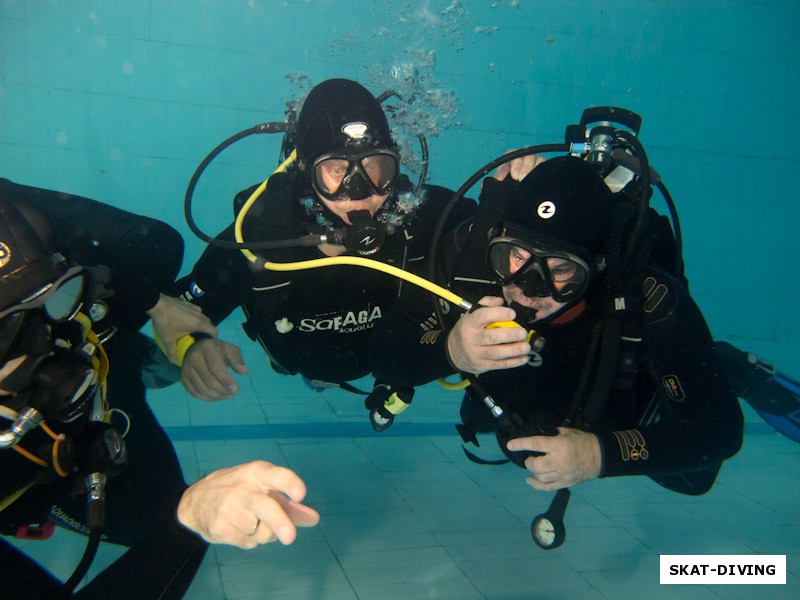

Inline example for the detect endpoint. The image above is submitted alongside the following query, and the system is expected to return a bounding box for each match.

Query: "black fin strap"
[339,382,369,395]
[461,446,509,466]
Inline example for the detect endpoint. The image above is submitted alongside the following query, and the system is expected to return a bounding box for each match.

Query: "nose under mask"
[337,171,373,201]
[516,269,551,298]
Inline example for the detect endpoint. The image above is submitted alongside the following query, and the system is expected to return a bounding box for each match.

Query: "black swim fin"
[716,341,800,443]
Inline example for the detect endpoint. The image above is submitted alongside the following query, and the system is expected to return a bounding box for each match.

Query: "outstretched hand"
[177,460,320,549]
[506,427,602,491]
[446,296,531,374]
[181,337,248,400]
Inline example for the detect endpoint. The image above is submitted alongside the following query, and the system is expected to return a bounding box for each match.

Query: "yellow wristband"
[151,328,212,367]
[174,332,213,367]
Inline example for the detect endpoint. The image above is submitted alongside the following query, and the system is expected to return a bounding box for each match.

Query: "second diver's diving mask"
[0,264,87,325]
[0,262,99,416]
[0,264,90,365]
[487,231,593,304]
[311,148,400,201]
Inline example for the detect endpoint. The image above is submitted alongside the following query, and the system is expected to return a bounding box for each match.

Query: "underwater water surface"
[1,1,799,598]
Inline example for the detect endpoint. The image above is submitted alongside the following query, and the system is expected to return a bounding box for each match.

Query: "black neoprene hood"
[503,155,614,260]
[0,198,64,312]
[295,78,395,167]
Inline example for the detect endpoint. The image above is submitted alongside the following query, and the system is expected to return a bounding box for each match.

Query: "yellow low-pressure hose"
[235,150,298,264]
[168,150,523,376]
[256,255,472,310]
[438,376,472,391]
[233,150,473,311]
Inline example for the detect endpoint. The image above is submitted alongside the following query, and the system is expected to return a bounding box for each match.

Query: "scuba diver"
[171,78,477,430]
[370,151,745,546]
[0,179,318,598]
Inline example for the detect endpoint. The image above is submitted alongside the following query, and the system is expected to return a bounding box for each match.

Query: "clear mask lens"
[488,239,590,302]
[313,150,398,200]
[0,266,86,323]
[44,272,86,322]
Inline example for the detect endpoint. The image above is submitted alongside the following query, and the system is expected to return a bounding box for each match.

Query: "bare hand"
[147,294,217,363]
[446,296,530,374]
[506,427,601,490]
[181,338,248,400]
[493,153,546,182]
[177,460,320,549]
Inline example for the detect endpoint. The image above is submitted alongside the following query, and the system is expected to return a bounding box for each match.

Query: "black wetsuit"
[0,179,207,599]
[174,172,474,386]
[370,219,744,494]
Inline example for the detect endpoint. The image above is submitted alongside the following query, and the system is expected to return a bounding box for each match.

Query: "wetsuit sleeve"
[171,222,251,325]
[171,178,300,325]
[96,216,183,330]
[595,274,744,490]
[1,178,184,332]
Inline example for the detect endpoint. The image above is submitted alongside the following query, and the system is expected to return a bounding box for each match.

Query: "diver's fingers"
[449,307,530,373]
[468,305,519,329]
[483,327,529,347]
[181,366,230,401]
[184,302,208,315]
[201,340,243,395]
[241,466,319,545]
[178,461,319,548]
[525,476,562,492]
[511,430,601,489]
[475,296,506,308]
[472,332,529,359]
[209,517,261,549]
[265,489,320,529]
[493,162,511,181]
[507,435,549,455]
[284,500,321,528]
[222,343,249,376]
[181,340,237,400]
[246,461,309,502]
[509,153,545,181]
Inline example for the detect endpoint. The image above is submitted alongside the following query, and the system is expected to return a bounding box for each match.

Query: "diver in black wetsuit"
[172,78,476,430]
[371,155,744,497]
[0,179,318,598]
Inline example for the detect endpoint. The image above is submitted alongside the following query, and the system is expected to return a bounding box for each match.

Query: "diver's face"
[314,155,393,224]
[502,247,568,322]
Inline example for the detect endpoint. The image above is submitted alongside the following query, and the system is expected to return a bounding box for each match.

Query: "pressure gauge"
[531,513,565,549]
[531,488,571,550]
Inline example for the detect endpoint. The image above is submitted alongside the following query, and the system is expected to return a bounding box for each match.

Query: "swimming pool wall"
[1,0,798,362]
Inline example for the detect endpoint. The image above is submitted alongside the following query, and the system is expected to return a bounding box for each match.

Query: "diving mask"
[0,287,104,445]
[311,148,399,201]
[0,264,87,324]
[0,265,90,364]
[487,236,592,303]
